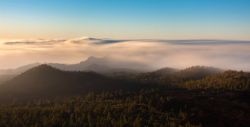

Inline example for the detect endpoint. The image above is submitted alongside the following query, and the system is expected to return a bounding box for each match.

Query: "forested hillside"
[0,88,249,127]
[180,71,250,90]
[0,65,249,127]
[133,66,222,86]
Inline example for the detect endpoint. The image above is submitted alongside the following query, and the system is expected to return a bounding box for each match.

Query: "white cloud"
[0,37,250,71]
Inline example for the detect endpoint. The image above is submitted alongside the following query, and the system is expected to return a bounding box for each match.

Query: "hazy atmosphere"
[0,1,250,127]
[1,0,250,70]
[0,38,250,70]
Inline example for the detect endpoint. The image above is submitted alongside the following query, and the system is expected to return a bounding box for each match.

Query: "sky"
[0,0,250,70]
[0,0,250,40]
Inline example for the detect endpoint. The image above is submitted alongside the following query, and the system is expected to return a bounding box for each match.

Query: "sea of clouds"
[0,37,250,71]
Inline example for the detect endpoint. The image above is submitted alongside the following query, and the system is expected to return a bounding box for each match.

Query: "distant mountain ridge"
[0,57,225,86]
[0,57,152,75]
[1,63,249,102]
[49,56,152,73]
[0,65,138,99]
[0,64,222,97]
[0,63,40,75]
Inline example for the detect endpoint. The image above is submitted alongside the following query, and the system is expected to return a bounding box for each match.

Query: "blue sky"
[0,0,250,40]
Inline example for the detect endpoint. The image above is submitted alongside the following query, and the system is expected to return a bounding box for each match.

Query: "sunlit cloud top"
[0,38,250,71]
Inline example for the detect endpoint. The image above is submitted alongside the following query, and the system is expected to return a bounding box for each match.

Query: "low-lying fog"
[0,37,250,71]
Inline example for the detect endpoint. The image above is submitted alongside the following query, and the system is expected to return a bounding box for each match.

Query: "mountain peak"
[23,64,62,74]
[86,56,100,61]
[81,56,106,64]
[72,37,100,41]
[32,64,54,69]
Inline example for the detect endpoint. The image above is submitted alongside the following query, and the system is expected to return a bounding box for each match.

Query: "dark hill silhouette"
[0,65,139,100]
[0,64,236,101]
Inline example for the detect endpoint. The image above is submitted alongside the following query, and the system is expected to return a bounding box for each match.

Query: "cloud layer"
[0,37,250,71]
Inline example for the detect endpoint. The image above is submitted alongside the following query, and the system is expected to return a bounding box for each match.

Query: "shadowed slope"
[0,65,134,99]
